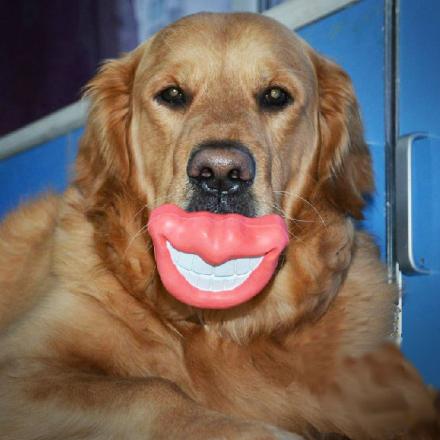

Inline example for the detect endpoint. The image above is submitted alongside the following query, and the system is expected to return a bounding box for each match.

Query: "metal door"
[396,0,440,387]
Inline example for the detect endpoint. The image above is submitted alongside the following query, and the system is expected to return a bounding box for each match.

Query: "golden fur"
[0,13,438,439]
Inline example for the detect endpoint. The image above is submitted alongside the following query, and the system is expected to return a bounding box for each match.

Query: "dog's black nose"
[187,145,255,194]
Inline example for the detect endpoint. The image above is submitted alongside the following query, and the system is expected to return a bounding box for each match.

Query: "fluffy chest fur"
[0,191,395,436]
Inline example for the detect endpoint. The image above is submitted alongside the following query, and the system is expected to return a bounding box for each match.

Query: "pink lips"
[148,204,289,309]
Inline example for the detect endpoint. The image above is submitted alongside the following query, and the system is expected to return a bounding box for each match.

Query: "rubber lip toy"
[148,204,289,309]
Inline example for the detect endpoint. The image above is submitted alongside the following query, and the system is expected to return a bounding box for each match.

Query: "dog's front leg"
[0,361,303,440]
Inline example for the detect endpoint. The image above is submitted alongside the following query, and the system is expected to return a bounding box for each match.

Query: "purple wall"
[0,0,138,136]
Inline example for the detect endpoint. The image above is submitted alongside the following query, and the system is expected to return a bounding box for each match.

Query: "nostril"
[200,168,213,179]
[229,169,241,180]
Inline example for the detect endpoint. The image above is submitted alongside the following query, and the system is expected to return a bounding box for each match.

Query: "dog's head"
[75,13,373,337]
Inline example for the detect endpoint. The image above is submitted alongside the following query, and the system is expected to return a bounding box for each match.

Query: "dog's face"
[130,13,318,218]
[76,13,373,334]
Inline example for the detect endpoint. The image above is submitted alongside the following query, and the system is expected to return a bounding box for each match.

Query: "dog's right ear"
[75,46,144,196]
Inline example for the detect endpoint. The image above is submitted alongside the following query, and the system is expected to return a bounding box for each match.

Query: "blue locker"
[398,0,440,387]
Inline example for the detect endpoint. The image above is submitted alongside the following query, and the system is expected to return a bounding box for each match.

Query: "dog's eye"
[259,87,292,110]
[157,86,187,107]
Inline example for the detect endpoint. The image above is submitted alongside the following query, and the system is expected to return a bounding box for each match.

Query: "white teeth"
[198,275,211,291]
[235,258,250,275]
[222,278,235,291]
[214,260,235,277]
[168,244,180,264]
[165,241,263,292]
[192,254,214,275]
[178,252,194,270]
[210,277,224,291]
[181,268,198,287]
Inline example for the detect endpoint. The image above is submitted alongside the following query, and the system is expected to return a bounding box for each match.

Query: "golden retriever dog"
[0,12,438,440]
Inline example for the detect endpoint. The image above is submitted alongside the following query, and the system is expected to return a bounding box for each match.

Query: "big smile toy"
[148,204,289,309]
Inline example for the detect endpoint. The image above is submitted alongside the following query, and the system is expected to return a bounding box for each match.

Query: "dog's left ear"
[311,52,374,219]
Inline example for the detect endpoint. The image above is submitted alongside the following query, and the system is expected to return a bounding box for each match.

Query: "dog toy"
[148,204,289,309]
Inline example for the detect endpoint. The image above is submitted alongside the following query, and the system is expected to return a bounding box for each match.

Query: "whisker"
[272,204,316,224]
[258,198,314,225]
[257,199,300,241]
[273,190,327,227]
[133,204,147,220]
[123,224,149,257]
[125,186,189,256]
